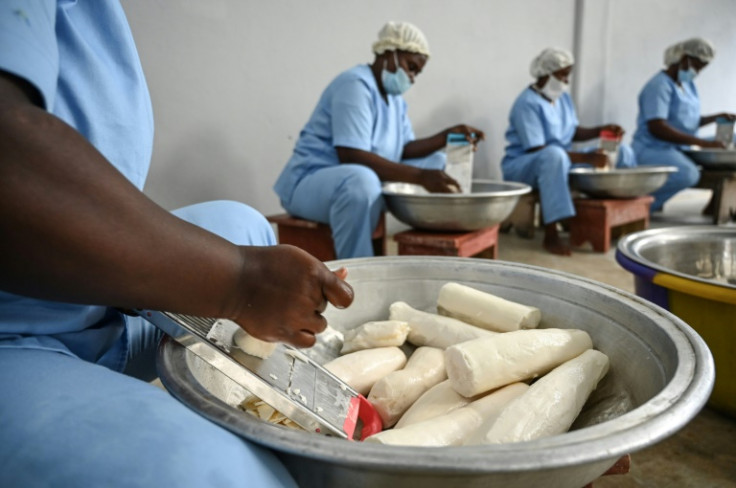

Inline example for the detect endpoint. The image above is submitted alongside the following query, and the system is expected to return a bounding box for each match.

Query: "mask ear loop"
[393,51,400,73]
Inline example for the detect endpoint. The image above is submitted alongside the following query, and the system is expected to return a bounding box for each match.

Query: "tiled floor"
[388,188,736,487]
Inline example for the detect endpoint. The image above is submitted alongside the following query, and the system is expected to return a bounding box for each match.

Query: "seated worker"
[632,37,736,212]
[502,48,636,256]
[273,21,484,259]
[0,3,353,487]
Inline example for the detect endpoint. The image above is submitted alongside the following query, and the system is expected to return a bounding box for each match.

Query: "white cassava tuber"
[478,349,610,444]
[232,327,278,359]
[437,282,541,332]
[367,347,447,428]
[389,301,494,349]
[323,347,407,395]
[394,380,474,429]
[340,320,409,354]
[445,328,593,397]
[365,383,529,446]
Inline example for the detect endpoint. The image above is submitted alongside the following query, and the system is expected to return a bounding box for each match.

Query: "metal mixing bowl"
[616,226,736,416]
[682,147,736,170]
[569,166,677,198]
[382,179,531,231]
[157,257,714,488]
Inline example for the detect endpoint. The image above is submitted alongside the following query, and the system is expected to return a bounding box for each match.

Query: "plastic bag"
[444,133,474,193]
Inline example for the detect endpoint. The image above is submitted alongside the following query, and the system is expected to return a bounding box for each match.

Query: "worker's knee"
[173,200,276,246]
[336,165,382,207]
[679,163,700,187]
[536,145,571,175]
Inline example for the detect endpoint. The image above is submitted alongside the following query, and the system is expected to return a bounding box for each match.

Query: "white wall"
[121,0,736,218]
[574,0,736,142]
[121,0,575,214]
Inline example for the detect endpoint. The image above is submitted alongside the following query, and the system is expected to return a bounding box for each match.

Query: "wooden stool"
[569,196,654,253]
[266,213,386,261]
[695,169,736,224]
[501,192,540,239]
[582,454,631,487]
[393,225,499,258]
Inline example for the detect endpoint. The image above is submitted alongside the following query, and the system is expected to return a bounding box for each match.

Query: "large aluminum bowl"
[616,226,736,417]
[569,166,677,198]
[382,179,531,231]
[682,147,736,170]
[157,257,714,488]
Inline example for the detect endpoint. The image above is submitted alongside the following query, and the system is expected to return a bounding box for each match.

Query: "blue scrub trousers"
[633,145,700,211]
[282,153,446,259]
[0,201,297,488]
[502,145,638,224]
[502,145,575,224]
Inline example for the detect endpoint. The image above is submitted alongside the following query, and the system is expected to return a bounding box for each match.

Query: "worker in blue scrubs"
[0,2,354,487]
[274,21,485,259]
[502,48,636,256]
[632,37,735,212]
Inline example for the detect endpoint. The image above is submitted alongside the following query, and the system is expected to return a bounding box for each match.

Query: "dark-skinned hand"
[587,150,610,169]
[447,124,486,150]
[418,168,462,193]
[231,244,353,348]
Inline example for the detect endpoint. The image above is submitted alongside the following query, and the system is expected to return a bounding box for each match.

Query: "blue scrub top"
[0,1,154,366]
[504,87,579,159]
[273,64,415,205]
[632,71,700,150]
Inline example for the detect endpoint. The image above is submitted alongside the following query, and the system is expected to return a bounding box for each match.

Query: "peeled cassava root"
[445,328,593,397]
[437,282,541,332]
[367,347,446,428]
[394,380,474,429]
[365,383,528,446]
[389,301,494,349]
[340,320,409,354]
[232,326,278,359]
[323,346,407,395]
[476,349,610,444]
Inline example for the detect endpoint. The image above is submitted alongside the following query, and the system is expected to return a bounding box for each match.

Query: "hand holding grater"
[137,309,383,440]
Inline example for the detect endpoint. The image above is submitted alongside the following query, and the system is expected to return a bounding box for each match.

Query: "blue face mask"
[381,52,412,95]
[678,67,697,84]
[678,59,698,84]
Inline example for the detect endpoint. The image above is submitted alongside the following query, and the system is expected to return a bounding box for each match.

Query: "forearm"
[0,98,242,318]
[336,146,423,183]
[401,131,447,159]
[648,119,707,145]
[572,126,602,142]
[567,152,591,164]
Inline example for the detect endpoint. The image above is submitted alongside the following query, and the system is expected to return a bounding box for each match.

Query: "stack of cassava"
[324,282,609,446]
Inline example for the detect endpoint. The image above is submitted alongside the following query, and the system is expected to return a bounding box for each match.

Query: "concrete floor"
[405,188,735,488]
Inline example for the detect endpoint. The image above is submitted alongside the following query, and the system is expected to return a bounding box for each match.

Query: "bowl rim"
[158,257,715,475]
[382,179,532,198]
[569,166,678,176]
[617,225,736,293]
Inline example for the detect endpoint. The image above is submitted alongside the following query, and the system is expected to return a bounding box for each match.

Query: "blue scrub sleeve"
[511,101,546,150]
[331,79,374,151]
[640,79,672,122]
[0,2,58,109]
[399,98,415,143]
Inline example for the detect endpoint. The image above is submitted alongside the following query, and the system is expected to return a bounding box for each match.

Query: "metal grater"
[138,310,381,440]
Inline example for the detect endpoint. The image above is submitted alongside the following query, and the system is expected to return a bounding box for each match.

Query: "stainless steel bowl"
[682,147,736,170]
[382,179,531,231]
[157,257,714,488]
[617,225,736,288]
[569,166,677,198]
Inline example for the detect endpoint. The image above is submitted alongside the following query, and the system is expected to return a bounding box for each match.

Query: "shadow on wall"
[145,129,261,211]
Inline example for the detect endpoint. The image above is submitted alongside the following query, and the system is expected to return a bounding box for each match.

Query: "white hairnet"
[663,37,715,66]
[530,48,575,78]
[372,21,431,57]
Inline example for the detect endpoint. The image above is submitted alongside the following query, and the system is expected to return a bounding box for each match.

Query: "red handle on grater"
[344,395,383,441]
